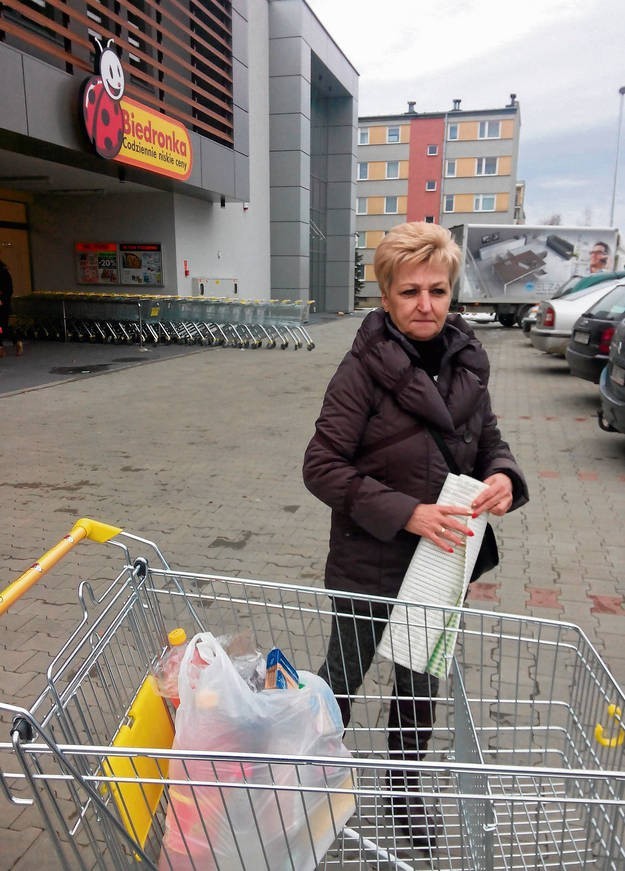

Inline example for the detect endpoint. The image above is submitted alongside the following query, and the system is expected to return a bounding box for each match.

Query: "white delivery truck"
[451,224,621,327]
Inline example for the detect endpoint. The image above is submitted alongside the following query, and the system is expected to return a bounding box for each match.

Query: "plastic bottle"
[153,627,188,708]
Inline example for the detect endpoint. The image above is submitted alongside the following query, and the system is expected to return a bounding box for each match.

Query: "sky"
[305,0,625,231]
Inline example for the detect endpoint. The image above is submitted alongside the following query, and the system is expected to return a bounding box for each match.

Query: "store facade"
[0,0,357,311]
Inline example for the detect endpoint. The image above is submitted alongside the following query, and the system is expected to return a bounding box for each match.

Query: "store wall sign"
[119,243,163,286]
[116,98,192,180]
[81,39,192,181]
[75,241,164,286]
[75,242,119,284]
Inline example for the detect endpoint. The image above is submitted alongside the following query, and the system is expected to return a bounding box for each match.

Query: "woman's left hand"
[471,473,513,517]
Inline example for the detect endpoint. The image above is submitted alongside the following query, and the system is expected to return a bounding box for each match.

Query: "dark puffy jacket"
[303,309,528,599]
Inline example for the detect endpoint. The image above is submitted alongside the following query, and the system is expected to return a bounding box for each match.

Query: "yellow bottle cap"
[168,628,187,646]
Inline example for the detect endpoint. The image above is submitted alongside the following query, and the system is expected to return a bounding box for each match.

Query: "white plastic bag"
[160,633,355,871]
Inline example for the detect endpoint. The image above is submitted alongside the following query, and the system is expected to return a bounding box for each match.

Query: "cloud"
[536,179,589,191]
[306,0,625,229]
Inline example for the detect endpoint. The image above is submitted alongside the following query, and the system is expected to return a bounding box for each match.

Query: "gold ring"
[440,526,446,535]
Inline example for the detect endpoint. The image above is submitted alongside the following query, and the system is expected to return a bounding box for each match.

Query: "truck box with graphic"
[451,224,620,327]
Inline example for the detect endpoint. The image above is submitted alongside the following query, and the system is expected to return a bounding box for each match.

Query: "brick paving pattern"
[1,316,624,868]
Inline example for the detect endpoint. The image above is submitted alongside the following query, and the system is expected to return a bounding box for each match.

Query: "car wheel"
[497,312,516,328]
[516,305,532,327]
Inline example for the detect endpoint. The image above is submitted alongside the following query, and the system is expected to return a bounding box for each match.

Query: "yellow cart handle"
[0,518,122,616]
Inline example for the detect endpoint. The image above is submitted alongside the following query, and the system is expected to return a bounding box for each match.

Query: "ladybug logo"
[82,39,125,159]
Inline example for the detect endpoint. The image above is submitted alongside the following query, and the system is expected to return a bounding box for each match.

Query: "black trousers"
[318,598,439,761]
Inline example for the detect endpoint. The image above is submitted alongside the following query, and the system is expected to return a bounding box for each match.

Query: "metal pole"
[609,86,625,227]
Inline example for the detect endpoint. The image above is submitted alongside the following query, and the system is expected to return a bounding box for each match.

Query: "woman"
[0,260,22,357]
[302,221,528,850]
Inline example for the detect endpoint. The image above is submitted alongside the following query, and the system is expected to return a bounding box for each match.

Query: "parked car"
[566,283,625,382]
[522,272,625,337]
[598,316,625,435]
[530,276,625,356]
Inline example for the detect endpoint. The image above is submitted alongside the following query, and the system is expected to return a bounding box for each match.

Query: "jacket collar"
[351,308,489,432]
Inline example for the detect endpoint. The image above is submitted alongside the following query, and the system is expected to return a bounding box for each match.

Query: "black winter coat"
[303,309,528,599]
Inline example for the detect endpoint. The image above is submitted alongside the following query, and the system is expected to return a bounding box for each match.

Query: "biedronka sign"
[81,39,192,181]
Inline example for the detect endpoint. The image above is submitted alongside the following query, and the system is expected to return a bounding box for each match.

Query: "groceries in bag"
[159,632,356,871]
[153,628,266,708]
[264,646,300,689]
[152,627,189,708]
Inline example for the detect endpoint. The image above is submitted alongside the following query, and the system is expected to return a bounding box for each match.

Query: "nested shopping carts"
[13,293,315,350]
[2,519,625,870]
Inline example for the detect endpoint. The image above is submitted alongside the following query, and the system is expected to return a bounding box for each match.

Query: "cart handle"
[594,703,625,748]
[0,518,122,616]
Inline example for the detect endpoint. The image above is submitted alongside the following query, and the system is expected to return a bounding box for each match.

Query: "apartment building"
[0,0,358,314]
[356,96,522,305]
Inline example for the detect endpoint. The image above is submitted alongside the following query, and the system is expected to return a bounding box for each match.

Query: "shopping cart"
[2,519,625,870]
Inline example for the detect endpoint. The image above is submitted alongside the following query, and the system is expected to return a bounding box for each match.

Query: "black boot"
[385,771,436,852]
[385,668,438,852]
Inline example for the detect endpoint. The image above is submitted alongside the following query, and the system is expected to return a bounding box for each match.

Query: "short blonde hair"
[373,221,462,294]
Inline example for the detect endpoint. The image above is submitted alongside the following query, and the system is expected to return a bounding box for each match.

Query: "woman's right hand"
[404,503,473,552]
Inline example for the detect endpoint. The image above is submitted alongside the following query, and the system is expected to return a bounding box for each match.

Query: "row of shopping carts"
[13,292,316,350]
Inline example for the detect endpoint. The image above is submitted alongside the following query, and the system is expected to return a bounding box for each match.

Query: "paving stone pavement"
[1,315,624,868]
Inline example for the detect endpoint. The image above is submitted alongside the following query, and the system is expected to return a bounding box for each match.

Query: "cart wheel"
[133,557,149,581]
[11,716,34,742]
[306,342,315,350]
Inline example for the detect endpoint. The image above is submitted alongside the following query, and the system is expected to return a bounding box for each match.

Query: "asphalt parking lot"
[1,315,624,869]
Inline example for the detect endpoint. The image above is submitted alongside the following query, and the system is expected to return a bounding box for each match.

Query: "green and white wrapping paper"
[377,473,490,679]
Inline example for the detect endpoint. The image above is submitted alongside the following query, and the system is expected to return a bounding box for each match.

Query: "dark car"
[598,316,625,435]
[566,282,625,382]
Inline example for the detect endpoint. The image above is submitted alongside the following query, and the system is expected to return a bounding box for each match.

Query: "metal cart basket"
[2,519,625,870]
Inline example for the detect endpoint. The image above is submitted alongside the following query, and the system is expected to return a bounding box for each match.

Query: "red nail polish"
[468,530,474,537]
[447,547,454,554]
[471,513,478,519]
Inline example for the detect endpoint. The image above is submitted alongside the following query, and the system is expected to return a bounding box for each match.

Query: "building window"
[356,197,368,215]
[446,159,456,177]
[478,120,501,139]
[444,195,455,212]
[474,194,496,212]
[424,216,435,223]
[359,128,369,145]
[387,126,400,143]
[425,180,437,192]
[384,195,398,214]
[356,232,366,248]
[427,144,438,155]
[386,160,399,179]
[358,162,368,180]
[448,123,458,140]
[476,157,498,175]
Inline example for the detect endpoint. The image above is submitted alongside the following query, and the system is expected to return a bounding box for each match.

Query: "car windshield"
[552,271,625,300]
[586,283,625,320]
[553,275,584,298]
[562,281,619,302]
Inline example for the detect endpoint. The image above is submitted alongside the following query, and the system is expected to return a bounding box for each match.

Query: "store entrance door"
[0,199,32,298]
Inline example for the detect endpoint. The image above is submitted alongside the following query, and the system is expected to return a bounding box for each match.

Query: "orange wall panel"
[369,124,410,145]
[368,161,409,180]
[366,230,386,249]
[366,196,408,215]
[501,119,515,139]
[365,263,378,282]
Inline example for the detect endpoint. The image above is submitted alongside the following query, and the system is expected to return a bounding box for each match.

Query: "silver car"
[530,277,625,357]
